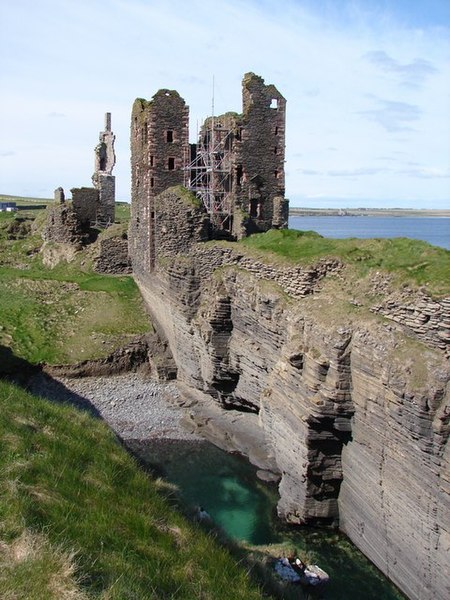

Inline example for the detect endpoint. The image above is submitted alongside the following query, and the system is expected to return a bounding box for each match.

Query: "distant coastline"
[289,207,450,218]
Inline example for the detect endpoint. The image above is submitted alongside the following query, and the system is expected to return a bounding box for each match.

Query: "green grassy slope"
[0,379,264,599]
[0,210,149,365]
[239,229,450,297]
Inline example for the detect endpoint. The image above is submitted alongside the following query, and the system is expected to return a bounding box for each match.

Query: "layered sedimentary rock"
[339,330,449,600]
[133,187,449,600]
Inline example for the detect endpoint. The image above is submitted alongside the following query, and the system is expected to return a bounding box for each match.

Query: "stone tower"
[130,90,189,273]
[189,73,288,237]
[92,112,116,226]
[236,73,287,233]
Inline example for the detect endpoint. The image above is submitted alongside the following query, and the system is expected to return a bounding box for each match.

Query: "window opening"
[150,177,154,188]
[168,157,175,170]
[166,130,174,143]
[270,98,278,109]
[236,165,243,186]
[250,198,258,217]
[150,155,154,167]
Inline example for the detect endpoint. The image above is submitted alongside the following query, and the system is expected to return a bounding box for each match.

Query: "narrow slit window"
[166,130,174,143]
[250,198,258,217]
[274,170,279,179]
[274,147,278,155]
[150,155,154,167]
[236,165,243,186]
[274,126,279,135]
[150,177,154,188]
[168,157,175,170]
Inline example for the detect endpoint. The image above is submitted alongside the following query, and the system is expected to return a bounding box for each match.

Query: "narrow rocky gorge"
[131,191,449,600]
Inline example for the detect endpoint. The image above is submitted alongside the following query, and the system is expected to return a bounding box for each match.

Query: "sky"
[1,0,449,209]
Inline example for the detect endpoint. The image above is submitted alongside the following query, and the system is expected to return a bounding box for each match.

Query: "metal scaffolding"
[184,116,233,230]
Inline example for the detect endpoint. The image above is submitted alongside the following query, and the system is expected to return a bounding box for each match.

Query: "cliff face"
[133,189,449,600]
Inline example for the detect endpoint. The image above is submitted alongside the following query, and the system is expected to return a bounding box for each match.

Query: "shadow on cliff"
[0,345,102,419]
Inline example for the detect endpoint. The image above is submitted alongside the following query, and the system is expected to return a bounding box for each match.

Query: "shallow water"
[131,438,406,600]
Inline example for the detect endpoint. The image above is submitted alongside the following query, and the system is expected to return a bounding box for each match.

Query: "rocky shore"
[29,372,202,442]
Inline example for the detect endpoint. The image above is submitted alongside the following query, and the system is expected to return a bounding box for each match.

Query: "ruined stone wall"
[95,174,115,226]
[42,202,84,247]
[131,74,288,246]
[94,112,116,175]
[236,73,287,233]
[193,74,288,237]
[371,293,450,352]
[130,91,189,275]
[92,113,116,226]
[153,187,209,258]
[71,187,99,225]
[93,235,131,274]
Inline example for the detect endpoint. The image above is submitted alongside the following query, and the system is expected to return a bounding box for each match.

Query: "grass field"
[0,209,149,365]
[0,193,52,206]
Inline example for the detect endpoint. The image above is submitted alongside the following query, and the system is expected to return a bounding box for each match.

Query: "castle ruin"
[44,114,117,247]
[70,112,116,228]
[130,73,289,273]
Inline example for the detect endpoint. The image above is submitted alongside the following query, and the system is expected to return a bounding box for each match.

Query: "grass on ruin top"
[0,212,150,365]
[0,379,264,600]
[169,185,203,209]
[238,229,450,297]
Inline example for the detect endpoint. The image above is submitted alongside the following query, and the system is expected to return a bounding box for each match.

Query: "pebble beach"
[29,372,201,442]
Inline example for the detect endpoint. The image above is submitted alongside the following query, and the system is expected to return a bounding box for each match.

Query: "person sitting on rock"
[197,506,211,521]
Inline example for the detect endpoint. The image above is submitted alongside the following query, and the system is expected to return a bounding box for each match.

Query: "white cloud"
[358,98,422,132]
[364,50,438,87]
[0,0,449,207]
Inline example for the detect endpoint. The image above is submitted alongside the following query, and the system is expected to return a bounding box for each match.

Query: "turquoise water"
[289,215,450,250]
[131,438,406,600]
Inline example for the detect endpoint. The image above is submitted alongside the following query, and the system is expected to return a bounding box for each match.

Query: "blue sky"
[1,0,449,208]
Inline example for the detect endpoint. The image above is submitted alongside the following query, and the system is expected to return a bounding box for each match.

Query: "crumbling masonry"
[91,112,116,226]
[130,73,289,274]
[44,114,116,246]
[71,112,116,227]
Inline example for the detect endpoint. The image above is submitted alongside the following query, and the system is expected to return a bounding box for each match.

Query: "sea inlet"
[131,438,407,600]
